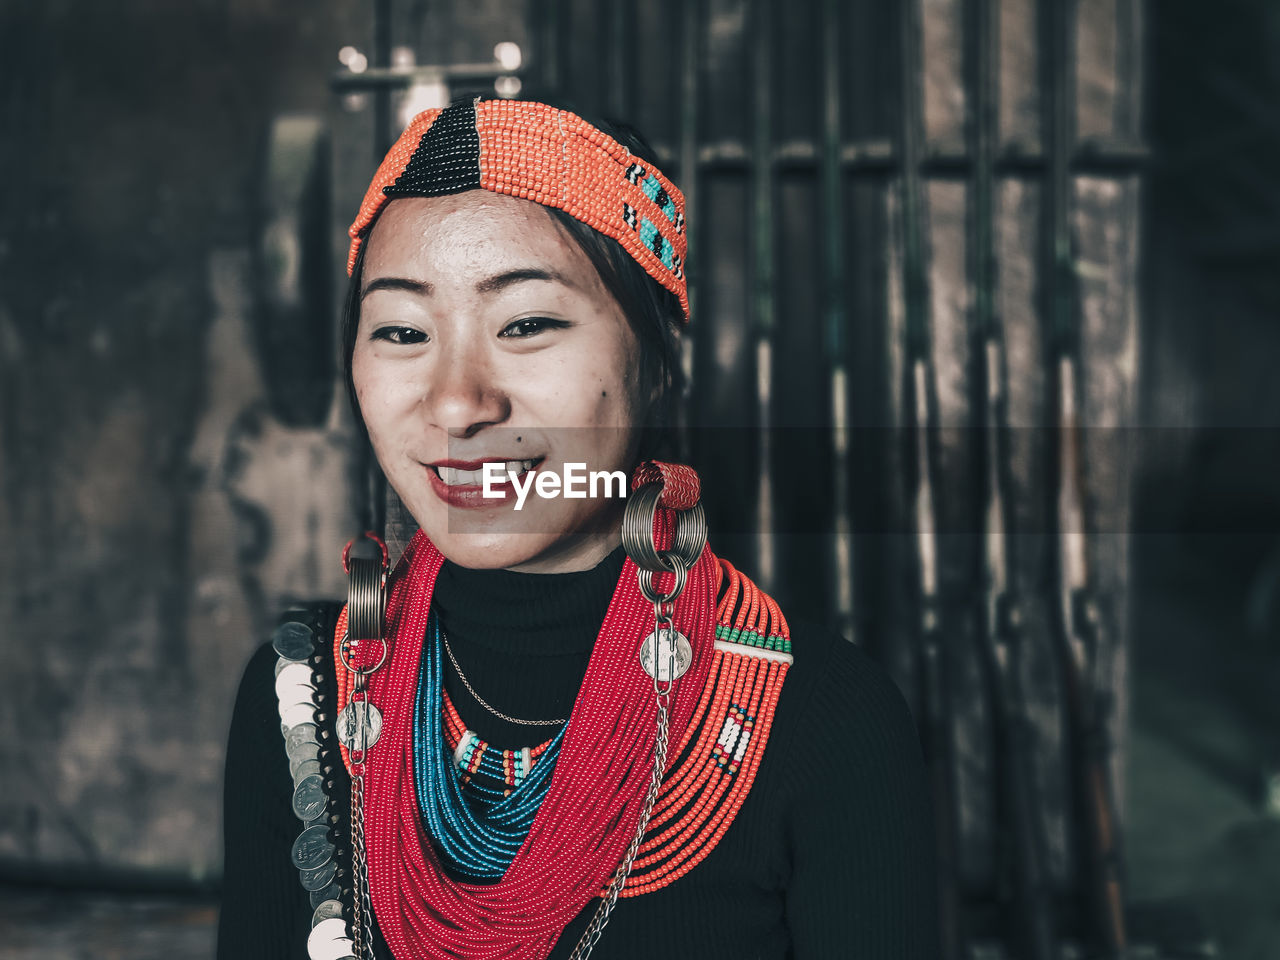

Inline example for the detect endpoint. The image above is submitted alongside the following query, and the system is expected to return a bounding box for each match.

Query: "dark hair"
[340,104,686,464]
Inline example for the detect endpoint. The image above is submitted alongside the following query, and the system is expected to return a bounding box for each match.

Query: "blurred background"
[1,0,1279,957]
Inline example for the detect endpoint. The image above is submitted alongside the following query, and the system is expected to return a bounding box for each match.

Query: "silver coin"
[275,662,315,699]
[336,701,382,751]
[289,732,322,762]
[292,773,327,821]
[310,881,343,909]
[291,823,333,871]
[307,917,351,958]
[286,727,318,757]
[638,627,693,682]
[311,898,345,928]
[277,688,316,719]
[285,722,319,755]
[291,757,322,785]
[314,940,356,960]
[280,700,317,730]
[299,858,337,892]
[273,620,315,661]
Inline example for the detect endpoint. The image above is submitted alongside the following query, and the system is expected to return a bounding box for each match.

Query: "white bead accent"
[714,639,793,665]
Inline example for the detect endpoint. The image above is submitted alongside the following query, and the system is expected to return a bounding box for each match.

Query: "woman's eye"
[371,326,428,345]
[499,317,568,338]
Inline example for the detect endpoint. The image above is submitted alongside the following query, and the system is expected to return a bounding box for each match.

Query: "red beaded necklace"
[345,529,717,959]
[329,465,795,958]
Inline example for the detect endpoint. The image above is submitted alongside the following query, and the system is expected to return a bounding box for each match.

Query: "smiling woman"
[218,97,939,960]
[351,190,646,572]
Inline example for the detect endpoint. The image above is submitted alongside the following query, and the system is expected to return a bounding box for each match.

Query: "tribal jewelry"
[327,461,794,960]
[441,689,558,797]
[330,463,715,960]
[347,98,690,322]
[413,610,569,882]
[442,627,567,727]
[269,605,357,960]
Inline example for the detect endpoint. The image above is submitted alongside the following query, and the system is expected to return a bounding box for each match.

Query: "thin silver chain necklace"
[440,628,569,727]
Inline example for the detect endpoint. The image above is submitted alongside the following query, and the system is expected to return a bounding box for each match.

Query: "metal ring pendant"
[347,555,386,640]
[622,484,708,573]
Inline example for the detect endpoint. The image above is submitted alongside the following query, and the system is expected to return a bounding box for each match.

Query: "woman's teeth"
[435,460,538,486]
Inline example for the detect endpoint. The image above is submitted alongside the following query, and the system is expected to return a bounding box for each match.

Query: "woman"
[219,97,938,960]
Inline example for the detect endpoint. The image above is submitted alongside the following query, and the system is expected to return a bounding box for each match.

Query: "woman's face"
[352,192,647,573]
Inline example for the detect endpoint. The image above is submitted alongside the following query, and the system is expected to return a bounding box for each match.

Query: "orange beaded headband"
[347,98,690,322]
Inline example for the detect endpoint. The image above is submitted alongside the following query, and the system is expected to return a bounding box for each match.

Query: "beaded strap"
[347,99,690,322]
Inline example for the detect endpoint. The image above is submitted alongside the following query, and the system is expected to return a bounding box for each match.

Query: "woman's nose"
[420,342,510,437]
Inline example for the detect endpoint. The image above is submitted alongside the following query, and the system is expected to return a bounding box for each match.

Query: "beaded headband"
[347,98,690,322]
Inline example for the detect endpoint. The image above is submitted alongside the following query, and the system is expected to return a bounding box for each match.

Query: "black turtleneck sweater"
[218,545,938,959]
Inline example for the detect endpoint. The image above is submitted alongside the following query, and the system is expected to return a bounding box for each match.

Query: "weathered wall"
[0,0,366,880]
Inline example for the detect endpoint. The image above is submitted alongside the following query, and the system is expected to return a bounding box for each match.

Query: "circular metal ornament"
[291,823,334,872]
[298,858,337,892]
[638,627,693,682]
[310,881,343,910]
[336,701,382,751]
[637,555,688,605]
[307,917,355,960]
[311,898,345,928]
[621,484,709,572]
[291,757,322,785]
[272,620,315,661]
[275,662,316,700]
[292,773,327,822]
[285,722,319,755]
[280,701,318,730]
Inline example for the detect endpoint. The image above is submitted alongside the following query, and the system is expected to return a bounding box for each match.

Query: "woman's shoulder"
[776,617,920,746]
[752,615,930,823]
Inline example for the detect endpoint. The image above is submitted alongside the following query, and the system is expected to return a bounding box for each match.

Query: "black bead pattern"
[384,99,482,199]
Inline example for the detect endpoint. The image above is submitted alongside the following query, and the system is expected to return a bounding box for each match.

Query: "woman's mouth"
[432,459,540,486]
[425,458,544,509]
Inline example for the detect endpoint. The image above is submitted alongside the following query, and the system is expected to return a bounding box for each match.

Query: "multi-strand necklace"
[314,463,794,959]
[412,612,569,882]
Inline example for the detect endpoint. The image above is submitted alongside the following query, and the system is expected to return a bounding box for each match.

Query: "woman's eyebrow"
[474,268,575,295]
[361,276,431,300]
[361,268,575,300]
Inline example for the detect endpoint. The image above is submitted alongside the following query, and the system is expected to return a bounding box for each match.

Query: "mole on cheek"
[601,390,607,397]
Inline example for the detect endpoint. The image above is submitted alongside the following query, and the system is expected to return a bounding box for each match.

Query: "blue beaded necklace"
[412,611,567,882]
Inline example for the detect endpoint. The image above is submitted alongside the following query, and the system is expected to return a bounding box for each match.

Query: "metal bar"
[1040,0,1128,955]
[898,0,957,956]
[679,0,702,323]
[373,0,393,151]
[606,0,635,120]
[820,0,854,643]
[646,137,1148,176]
[365,0,393,539]
[967,0,1056,954]
[331,63,524,91]
[542,0,563,95]
[751,0,776,589]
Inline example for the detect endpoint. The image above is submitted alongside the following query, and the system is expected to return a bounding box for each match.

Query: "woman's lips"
[424,459,542,510]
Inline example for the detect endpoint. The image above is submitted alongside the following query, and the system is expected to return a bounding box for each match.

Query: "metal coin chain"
[346,672,377,960]
[340,535,390,960]
[568,484,706,960]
